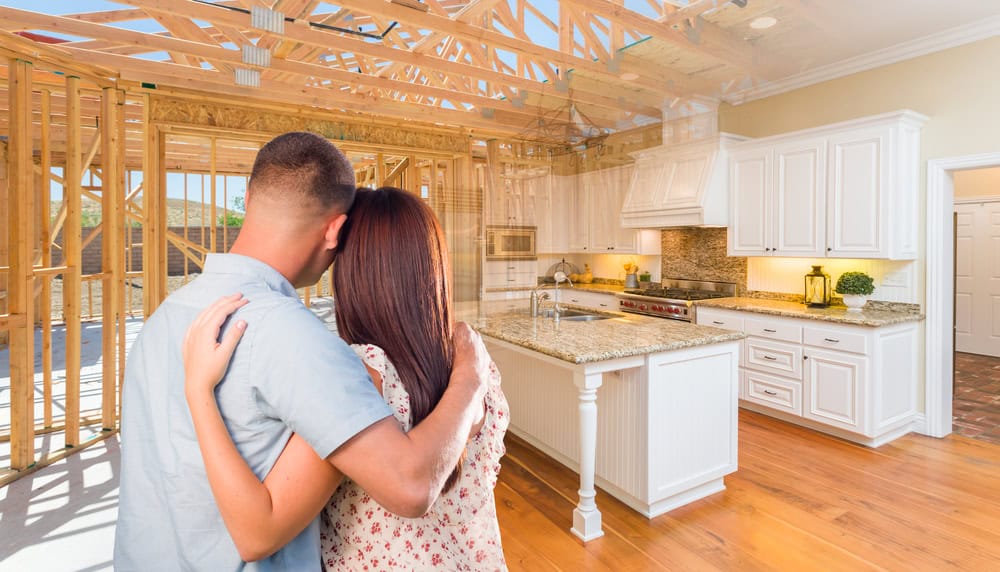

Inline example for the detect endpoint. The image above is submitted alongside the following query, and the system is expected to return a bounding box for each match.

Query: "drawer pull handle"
[712,320,725,325]
[600,303,608,307]
[763,328,777,333]
[824,338,840,343]
[762,355,777,361]
[763,389,778,396]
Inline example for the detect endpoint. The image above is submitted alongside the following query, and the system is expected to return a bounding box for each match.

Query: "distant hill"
[50,197,243,228]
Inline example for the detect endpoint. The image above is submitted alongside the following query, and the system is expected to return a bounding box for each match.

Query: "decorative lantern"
[804,265,831,308]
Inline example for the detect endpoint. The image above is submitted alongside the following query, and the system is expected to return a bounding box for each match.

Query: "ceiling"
[1,0,998,143]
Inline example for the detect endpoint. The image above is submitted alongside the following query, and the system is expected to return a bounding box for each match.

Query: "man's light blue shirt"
[114,254,392,571]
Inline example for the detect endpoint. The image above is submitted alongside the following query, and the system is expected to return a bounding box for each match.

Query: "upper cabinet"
[486,174,539,227]
[728,110,927,260]
[729,137,826,257]
[562,166,660,255]
[621,134,746,228]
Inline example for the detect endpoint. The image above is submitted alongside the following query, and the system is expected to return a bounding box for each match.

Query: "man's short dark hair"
[248,132,356,214]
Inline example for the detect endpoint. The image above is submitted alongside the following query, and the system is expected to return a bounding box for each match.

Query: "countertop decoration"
[835,271,876,312]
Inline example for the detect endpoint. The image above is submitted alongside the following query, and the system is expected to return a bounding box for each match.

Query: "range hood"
[620,133,745,228]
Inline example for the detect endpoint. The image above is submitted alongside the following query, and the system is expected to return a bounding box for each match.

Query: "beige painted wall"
[720,37,1000,163]
[954,167,1000,198]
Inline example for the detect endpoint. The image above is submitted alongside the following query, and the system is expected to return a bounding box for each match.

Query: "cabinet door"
[587,179,618,252]
[803,348,866,433]
[826,127,890,258]
[729,147,771,256]
[773,138,826,257]
[567,178,591,252]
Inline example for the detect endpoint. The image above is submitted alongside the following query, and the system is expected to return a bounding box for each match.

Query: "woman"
[183,187,509,570]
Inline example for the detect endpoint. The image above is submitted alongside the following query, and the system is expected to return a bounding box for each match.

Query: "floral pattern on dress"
[320,344,510,571]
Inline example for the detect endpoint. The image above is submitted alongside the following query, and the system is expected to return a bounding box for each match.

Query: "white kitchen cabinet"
[729,138,827,257]
[728,110,925,260]
[696,306,920,446]
[557,289,617,311]
[568,167,661,255]
[483,259,537,289]
[486,174,540,227]
[804,348,866,433]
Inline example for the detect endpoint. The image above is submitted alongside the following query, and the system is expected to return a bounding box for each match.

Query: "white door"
[773,138,826,257]
[729,147,771,256]
[955,199,1000,357]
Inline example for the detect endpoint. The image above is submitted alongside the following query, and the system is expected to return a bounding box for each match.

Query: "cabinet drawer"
[803,326,869,355]
[484,260,537,275]
[483,272,535,288]
[746,338,803,379]
[746,317,801,343]
[561,290,616,310]
[697,308,745,332]
[743,370,802,416]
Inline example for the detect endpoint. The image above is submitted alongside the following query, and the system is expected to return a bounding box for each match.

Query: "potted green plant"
[835,271,875,312]
[638,270,651,287]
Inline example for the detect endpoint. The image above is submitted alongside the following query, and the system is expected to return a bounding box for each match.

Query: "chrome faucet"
[553,271,573,317]
[529,287,551,317]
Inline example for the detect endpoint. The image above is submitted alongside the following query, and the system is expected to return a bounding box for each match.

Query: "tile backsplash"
[660,228,747,291]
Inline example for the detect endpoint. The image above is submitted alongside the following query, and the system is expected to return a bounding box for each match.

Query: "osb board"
[148,96,471,154]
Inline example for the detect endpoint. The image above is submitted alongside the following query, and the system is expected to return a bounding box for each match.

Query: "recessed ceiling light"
[750,16,777,30]
[620,72,639,81]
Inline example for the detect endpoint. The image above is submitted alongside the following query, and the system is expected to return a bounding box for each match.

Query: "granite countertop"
[469,302,743,364]
[695,297,924,327]
[484,282,625,294]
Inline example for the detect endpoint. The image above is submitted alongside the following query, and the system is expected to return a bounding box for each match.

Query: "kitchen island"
[468,303,743,542]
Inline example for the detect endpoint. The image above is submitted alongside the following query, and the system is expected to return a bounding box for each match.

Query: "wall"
[720,36,1000,306]
[954,167,1000,199]
[660,228,747,289]
[52,227,240,276]
[536,253,662,283]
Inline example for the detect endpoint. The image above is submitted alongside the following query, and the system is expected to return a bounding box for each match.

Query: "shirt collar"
[202,253,299,298]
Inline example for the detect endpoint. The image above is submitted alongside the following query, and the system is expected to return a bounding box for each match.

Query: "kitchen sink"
[560,314,612,322]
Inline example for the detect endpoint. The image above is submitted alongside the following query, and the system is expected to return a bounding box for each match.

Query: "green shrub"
[835,271,875,296]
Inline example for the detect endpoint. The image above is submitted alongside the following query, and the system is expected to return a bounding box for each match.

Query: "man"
[114,132,489,570]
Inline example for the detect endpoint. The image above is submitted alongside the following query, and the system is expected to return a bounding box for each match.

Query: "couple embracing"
[113,132,509,571]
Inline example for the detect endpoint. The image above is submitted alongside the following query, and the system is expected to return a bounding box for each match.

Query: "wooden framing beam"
[63,75,82,446]
[8,57,36,471]
[100,86,123,431]
[39,88,53,428]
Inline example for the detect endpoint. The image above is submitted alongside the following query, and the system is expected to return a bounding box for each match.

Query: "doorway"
[926,153,1000,439]
[951,168,1000,444]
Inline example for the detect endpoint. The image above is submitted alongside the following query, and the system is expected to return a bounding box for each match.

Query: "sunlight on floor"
[0,436,119,571]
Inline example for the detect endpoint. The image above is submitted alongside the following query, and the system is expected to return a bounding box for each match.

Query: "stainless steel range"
[616,278,738,322]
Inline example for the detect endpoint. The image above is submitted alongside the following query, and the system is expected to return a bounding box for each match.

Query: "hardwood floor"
[496,410,1000,571]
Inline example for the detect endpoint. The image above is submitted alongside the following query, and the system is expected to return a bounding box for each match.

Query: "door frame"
[925,152,1000,437]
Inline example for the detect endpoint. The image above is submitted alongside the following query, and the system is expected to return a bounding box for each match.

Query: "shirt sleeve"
[249,301,392,459]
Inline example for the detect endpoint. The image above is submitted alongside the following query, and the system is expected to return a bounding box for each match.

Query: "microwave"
[486,226,537,260]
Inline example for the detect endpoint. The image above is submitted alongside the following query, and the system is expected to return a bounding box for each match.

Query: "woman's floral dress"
[320,344,509,571]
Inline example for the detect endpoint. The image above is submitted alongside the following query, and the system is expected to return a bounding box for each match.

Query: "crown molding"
[723,15,1000,105]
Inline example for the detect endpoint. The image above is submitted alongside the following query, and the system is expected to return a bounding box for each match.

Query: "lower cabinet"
[696,307,920,447]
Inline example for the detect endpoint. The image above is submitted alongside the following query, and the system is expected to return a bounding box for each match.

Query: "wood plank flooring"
[496,410,1000,571]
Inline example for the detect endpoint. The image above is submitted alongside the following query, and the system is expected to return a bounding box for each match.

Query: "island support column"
[571,370,604,541]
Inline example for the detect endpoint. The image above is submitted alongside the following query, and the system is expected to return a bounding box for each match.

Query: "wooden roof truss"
[0,0,766,142]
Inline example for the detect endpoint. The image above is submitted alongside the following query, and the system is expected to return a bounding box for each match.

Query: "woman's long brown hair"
[332,186,462,491]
